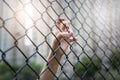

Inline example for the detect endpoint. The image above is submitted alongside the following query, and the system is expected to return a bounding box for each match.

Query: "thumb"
[57,32,73,40]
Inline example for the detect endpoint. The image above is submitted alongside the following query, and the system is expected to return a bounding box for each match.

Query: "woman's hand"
[40,18,77,80]
[51,17,77,56]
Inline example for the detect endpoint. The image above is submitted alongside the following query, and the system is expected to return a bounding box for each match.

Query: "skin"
[39,18,77,80]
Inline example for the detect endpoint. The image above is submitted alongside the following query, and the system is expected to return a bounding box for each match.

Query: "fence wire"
[0,0,120,80]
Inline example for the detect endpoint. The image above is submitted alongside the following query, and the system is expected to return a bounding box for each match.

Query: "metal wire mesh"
[0,0,120,80]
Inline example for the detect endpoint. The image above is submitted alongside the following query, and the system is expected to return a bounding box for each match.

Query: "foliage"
[74,56,101,79]
[74,50,120,80]
[95,69,120,80]
[0,62,42,80]
[109,50,120,69]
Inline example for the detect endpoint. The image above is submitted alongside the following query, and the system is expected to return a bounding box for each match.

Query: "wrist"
[48,51,63,60]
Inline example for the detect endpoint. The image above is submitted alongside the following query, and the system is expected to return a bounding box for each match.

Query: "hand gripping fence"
[0,0,120,80]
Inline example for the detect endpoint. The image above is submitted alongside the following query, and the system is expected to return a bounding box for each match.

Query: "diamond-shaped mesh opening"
[3,47,27,66]
[0,28,15,52]
[17,35,36,57]
[0,1,13,20]
[5,18,26,39]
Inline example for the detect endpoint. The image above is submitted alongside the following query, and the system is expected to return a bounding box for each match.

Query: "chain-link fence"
[0,0,120,80]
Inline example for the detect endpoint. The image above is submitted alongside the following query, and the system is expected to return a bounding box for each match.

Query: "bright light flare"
[24,3,33,46]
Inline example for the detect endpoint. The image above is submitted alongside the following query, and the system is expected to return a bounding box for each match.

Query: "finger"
[53,32,68,45]
[53,32,77,46]
[63,20,70,27]
[61,21,70,31]
[57,32,73,40]
[56,32,77,43]
[68,37,78,42]
[56,18,65,28]
[55,18,65,35]
[67,27,73,33]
